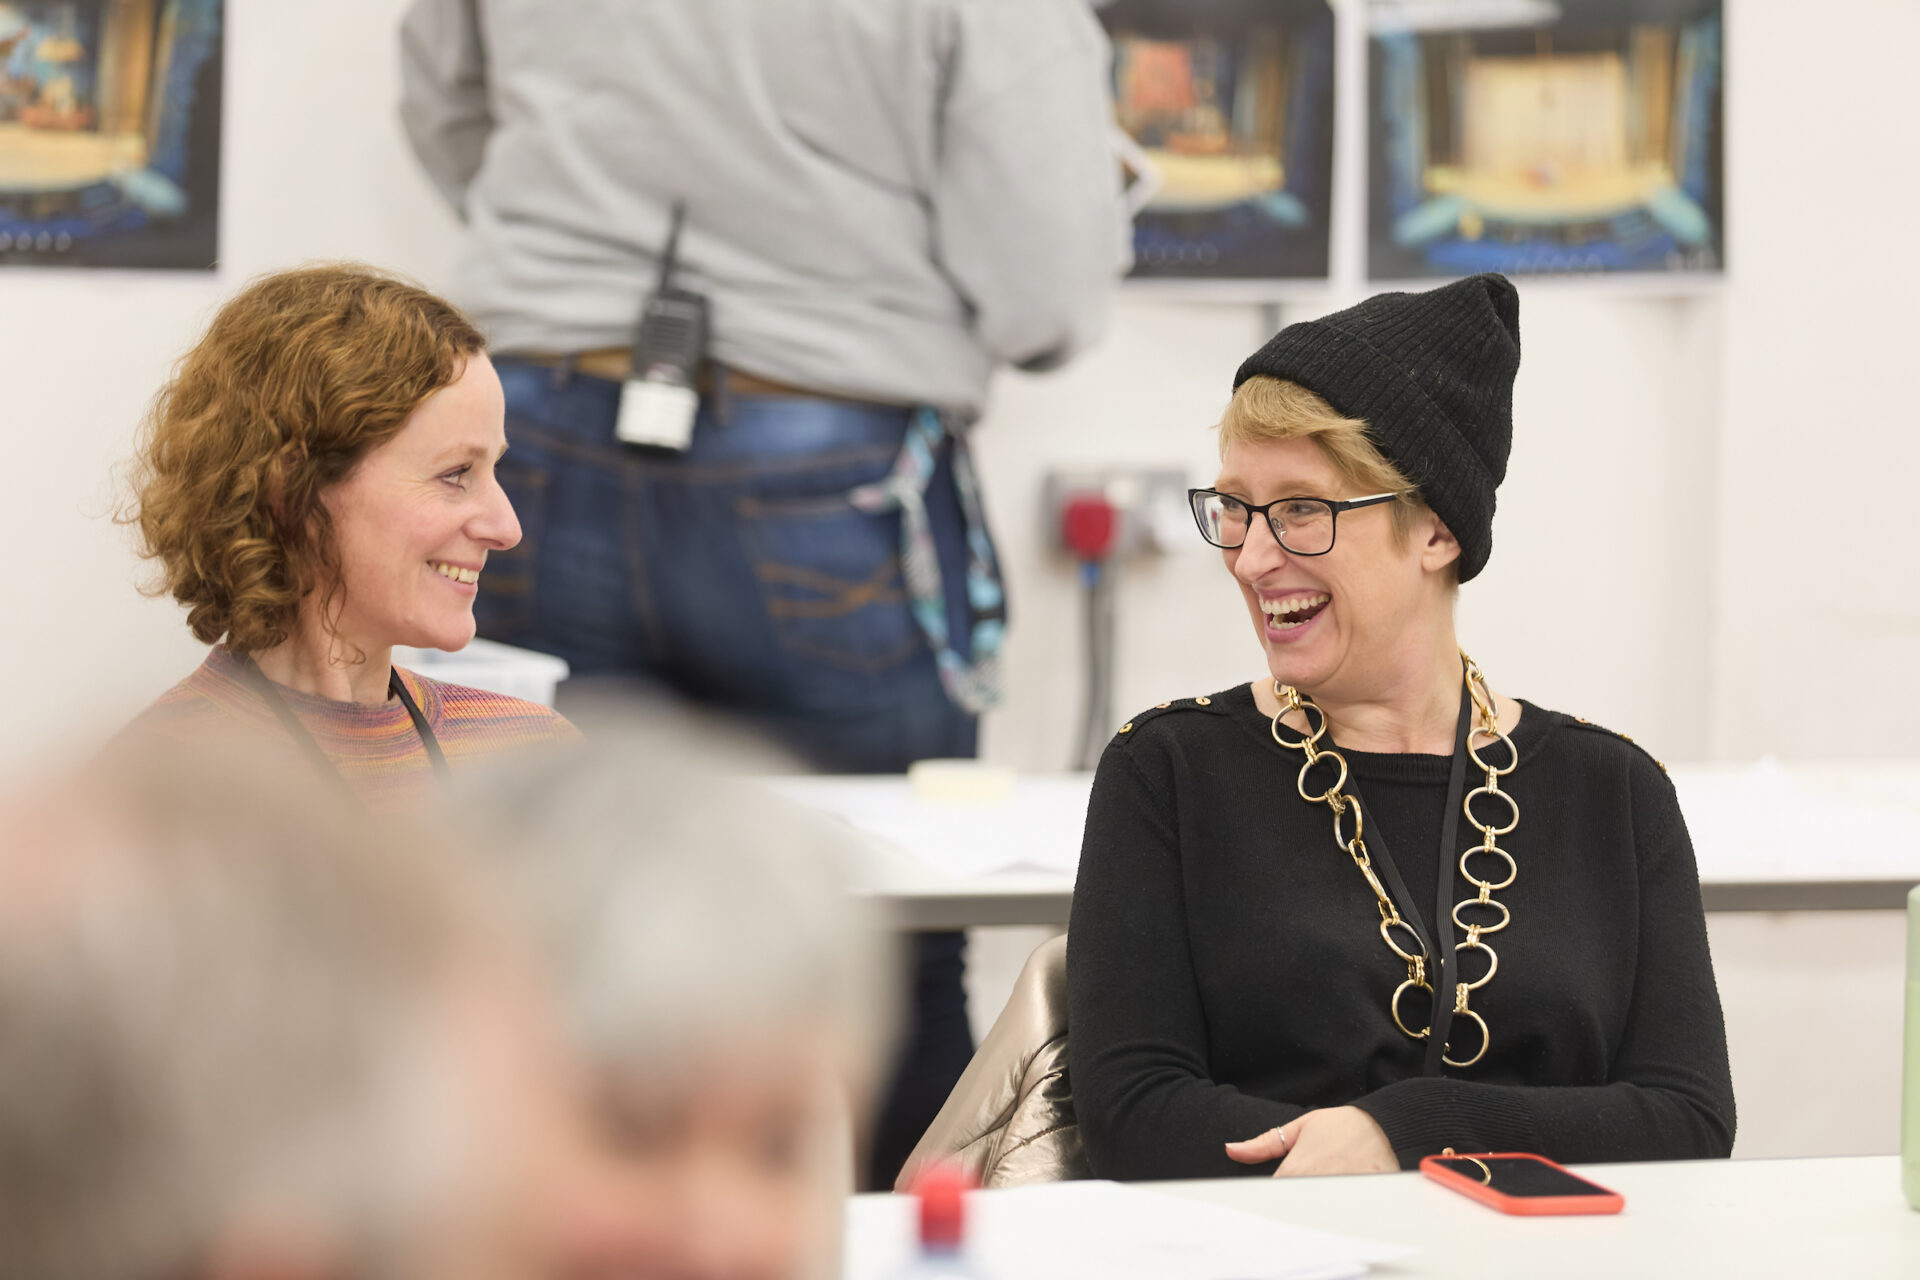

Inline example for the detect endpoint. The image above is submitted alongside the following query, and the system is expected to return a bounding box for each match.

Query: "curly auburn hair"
[125,265,487,654]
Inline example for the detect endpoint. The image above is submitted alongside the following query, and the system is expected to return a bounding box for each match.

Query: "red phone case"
[1419,1152,1625,1216]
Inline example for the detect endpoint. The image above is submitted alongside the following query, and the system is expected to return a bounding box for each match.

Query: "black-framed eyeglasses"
[1188,489,1398,556]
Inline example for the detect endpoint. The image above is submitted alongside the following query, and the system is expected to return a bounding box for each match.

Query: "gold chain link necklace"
[1269,652,1519,1068]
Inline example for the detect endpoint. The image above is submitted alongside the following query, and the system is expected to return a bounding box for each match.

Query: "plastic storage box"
[391,638,571,708]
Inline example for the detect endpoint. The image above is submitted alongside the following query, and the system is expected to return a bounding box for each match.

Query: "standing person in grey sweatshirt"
[399,0,1131,1189]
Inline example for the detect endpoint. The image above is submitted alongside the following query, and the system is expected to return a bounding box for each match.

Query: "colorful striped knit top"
[127,645,580,812]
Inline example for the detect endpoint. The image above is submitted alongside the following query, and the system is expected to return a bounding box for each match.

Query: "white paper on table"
[768,776,1094,879]
[842,1181,1409,1280]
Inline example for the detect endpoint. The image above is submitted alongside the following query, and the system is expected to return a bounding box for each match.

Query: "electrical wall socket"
[1042,467,1190,557]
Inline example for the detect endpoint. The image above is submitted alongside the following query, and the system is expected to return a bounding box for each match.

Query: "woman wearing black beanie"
[1066,274,1735,1180]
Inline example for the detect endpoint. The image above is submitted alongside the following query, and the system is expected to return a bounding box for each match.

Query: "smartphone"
[1419,1152,1625,1216]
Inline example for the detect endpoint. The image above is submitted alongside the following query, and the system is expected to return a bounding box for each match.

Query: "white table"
[777,761,1920,929]
[845,1158,1918,1278]
[1138,1155,1918,1278]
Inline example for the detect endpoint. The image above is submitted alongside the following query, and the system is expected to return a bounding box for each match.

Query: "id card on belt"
[616,202,707,452]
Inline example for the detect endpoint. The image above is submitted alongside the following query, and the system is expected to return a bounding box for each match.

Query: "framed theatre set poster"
[1367,0,1723,279]
[1099,0,1337,288]
[0,0,223,270]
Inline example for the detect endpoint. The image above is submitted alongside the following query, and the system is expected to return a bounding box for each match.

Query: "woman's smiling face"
[1217,435,1453,697]
[320,353,520,655]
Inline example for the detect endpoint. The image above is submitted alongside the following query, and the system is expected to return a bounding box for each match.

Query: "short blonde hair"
[1217,376,1427,543]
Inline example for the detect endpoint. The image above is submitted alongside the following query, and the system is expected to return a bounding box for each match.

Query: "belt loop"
[550,353,576,391]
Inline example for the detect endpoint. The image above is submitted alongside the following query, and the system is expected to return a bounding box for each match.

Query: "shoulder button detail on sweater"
[1112,695,1228,744]
[1568,715,1667,773]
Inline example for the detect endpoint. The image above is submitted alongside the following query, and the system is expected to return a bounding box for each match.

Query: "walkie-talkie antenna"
[656,201,687,293]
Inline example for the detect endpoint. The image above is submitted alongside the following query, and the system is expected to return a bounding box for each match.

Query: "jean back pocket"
[736,492,923,675]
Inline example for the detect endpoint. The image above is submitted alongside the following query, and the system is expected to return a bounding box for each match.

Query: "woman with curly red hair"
[123,264,574,807]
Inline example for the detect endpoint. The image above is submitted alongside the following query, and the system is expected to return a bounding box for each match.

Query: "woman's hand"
[1224,1106,1399,1178]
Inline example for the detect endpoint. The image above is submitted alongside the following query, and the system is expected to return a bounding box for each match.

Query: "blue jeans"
[483,358,984,1185]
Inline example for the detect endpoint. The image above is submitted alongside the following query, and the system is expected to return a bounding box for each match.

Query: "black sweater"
[1066,683,1736,1180]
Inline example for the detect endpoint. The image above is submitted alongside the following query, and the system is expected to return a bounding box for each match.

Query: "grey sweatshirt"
[399,0,1131,415]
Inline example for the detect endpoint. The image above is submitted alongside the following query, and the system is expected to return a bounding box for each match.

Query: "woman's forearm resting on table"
[1352,1076,1735,1168]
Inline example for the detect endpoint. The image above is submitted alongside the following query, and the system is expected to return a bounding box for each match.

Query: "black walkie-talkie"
[616,201,709,450]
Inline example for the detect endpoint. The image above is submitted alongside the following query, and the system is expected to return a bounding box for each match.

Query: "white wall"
[0,0,459,769]
[975,285,1724,769]
[4,0,1911,768]
[0,0,1913,1160]
[1708,0,1920,759]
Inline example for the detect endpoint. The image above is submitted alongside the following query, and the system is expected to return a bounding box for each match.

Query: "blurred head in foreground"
[467,730,899,1280]
[0,750,642,1280]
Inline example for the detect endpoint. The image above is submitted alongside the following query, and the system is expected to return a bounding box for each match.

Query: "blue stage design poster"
[0,0,222,270]
[1368,0,1722,279]
[1099,0,1335,283]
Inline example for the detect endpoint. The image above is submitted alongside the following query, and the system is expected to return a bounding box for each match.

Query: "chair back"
[895,933,1087,1190]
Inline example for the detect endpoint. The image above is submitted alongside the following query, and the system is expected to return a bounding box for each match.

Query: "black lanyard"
[1341,675,1475,1076]
[236,653,450,793]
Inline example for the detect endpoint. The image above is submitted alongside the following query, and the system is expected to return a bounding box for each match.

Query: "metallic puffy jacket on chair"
[895,934,1088,1189]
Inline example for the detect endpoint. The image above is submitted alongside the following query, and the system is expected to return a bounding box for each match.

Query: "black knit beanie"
[1232,273,1521,582]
